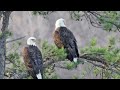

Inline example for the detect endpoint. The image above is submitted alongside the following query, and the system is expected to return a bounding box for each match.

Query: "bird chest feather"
[53,29,64,48]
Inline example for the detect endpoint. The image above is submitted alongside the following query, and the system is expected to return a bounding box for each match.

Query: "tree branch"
[87,11,120,32]
[43,59,55,68]
[42,53,120,75]
[6,36,26,43]
[79,53,108,66]
[84,11,103,28]
[86,60,106,69]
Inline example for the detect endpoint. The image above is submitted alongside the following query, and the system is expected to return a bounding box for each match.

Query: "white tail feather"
[36,71,42,79]
[73,58,78,63]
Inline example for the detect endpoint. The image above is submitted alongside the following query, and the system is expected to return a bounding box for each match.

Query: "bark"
[0,11,3,20]
[0,11,12,79]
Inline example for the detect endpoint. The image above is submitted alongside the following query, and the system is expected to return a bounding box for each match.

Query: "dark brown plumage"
[22,37,43,79]
[53,26,79,62]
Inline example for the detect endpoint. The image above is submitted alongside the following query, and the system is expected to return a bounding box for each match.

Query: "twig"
[84,12,103,28]
[88,11,120,32]
[84,65,95,77]
[54,64,68,69]
[43,59,55,68]
[86,60,106,69]
[79,53,108,66]
[6,36,26,43]
[88,11,103,17]
[6,57,21,68]
[86,60,120,75]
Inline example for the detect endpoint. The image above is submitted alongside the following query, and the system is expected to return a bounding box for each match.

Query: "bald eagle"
[22,37,43,79]
[53,18,79,63]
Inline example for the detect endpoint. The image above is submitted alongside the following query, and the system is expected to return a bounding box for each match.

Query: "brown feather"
[22,47,33,72]
[53,28,64,48]
[53,27,79,62]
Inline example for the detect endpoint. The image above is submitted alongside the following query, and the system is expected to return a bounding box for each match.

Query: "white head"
[27,37,36,46]
[55,18,66,29]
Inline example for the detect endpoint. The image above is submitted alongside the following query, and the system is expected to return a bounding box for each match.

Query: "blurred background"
[4,11,120,79]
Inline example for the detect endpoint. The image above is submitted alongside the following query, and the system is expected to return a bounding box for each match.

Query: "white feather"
[73,58,78,63]
[36,71,42,79]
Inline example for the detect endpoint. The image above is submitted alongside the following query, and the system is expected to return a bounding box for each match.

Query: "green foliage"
[81,46,107,55]
[64,61,77,70]
[93,67,102,77]
[90,37,97,47]
[6,41,28,79]
[32,11,54,15]
[81,70,87,79]
[32,11,54,18]
[6,40,67,79]
[102,69,112,79]
[17,41,22,46]
[69,11,81,21]
[80,37,120,79]
[104,49,120,63]
[81,36,120,63]
[8,52,19,61]
[44,65,59,79]
[65,11,120,32]
[39,40,67,79]
[72,74,79,79]
[104,36,120,63]
[4,31,13,38]
[83,37,105,55]
[99,11,120,32]
[108,36,115,49]
[41,41,67,62]
[6,50,27,79]
[0,31,13,39]
[111,73,120,79]
[32,11,120,32]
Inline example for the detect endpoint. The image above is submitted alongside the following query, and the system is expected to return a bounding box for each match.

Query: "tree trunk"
[0,11,12,79]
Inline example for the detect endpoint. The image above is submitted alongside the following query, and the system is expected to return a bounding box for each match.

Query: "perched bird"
[22,37,43,79]
[53,18,79,63]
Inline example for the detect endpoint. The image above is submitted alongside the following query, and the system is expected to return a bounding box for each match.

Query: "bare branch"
[88,11,120,32]
[84,12,103,28]
[43,59,55,68]
[84,65,95,77]
[85,59,120,75]
[54,63,68,69]
[6,57,21,68]
[79,53,108,66]
[86,60,106,69]
[6,36,26,43]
